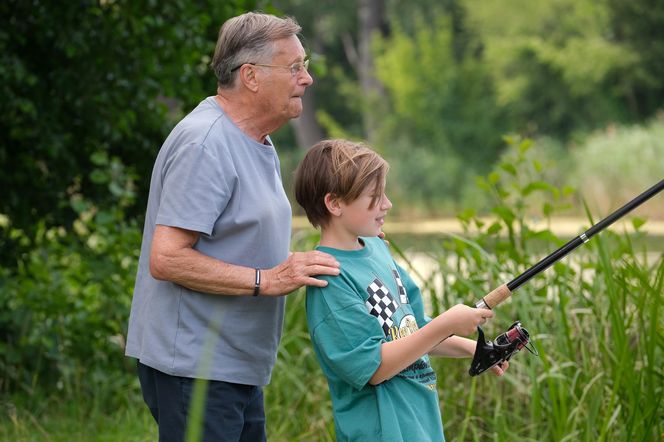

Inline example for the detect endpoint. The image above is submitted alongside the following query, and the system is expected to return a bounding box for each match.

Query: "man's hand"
[262,251,340,295]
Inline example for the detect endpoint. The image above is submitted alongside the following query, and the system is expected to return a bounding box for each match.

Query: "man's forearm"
[151,244,257,295]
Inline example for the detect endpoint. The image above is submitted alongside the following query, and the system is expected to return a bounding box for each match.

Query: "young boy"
[294,139,507,442]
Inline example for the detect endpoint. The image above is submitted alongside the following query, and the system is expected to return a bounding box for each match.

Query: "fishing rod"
[469,178,664,376]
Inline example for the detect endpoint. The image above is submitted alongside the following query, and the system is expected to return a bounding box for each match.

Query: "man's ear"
[324,193,343,217]
[238,65,260,92]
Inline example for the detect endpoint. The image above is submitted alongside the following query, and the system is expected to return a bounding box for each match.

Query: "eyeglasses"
[231,58,310,77]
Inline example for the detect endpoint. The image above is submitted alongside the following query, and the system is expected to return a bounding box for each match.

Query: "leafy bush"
[0,186,141,408]
[0,0,257,269]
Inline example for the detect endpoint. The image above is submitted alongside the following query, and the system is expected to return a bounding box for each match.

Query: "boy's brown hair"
[294,139,389,228]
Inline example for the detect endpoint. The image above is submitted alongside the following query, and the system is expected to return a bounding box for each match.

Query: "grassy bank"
[1,232,661,441]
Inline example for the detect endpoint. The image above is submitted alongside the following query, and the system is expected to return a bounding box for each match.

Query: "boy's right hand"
[442,304,494,336]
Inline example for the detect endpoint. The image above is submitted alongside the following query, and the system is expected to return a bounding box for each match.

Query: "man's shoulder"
[177,99,224,137]
[162,101,242,158]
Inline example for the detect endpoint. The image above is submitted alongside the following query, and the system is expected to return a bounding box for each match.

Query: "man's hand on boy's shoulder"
[263,251,341,294]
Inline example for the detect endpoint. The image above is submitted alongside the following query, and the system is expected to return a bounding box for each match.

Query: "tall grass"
[413,226,663,442]
[265,139,662,441]
[264,229,336,441]
[394,139,663,441]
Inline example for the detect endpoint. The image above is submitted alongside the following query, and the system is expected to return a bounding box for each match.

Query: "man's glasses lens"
[290,59,310,76]
[232,58,310,76]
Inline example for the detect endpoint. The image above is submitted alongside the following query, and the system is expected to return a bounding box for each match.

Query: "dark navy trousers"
[137,361,267,442]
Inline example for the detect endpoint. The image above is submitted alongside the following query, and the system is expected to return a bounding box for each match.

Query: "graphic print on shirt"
[365,275,437,389]
[366,278,400,335]
[392,269,408,304]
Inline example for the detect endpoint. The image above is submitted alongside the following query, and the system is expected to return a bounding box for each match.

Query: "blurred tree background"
[1,0,663,438]
[274,0,664,214]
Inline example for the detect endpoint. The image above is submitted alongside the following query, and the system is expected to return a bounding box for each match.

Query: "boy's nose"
[382,195,393,210]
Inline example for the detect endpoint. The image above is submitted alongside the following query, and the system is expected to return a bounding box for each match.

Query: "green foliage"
[0,203,141,404]
[607,0,664,116]
[265,230,336,441]
[2,142,662,440]
[566,116,664,214]
[374,11,506,159]
[464,0,661,137]
[271,0,366,142]
[371,10,507,212]
[2,1,663,439]
[1,393,157,441]
[0,0,260,264]
[396,138,662,440]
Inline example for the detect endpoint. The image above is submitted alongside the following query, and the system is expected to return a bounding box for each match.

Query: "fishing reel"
[469,321,538,376]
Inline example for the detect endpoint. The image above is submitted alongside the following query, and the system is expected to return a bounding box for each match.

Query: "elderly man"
[125,12,340,442]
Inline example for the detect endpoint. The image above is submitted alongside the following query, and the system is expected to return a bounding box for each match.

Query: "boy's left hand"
[490,361,509,376]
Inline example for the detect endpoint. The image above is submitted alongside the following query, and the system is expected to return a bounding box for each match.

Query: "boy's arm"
[428,335,475,358]
[369,304,491,385]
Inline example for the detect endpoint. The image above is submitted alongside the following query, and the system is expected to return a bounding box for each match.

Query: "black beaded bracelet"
[253,268,261,296]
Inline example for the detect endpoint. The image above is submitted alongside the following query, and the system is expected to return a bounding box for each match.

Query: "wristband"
[253,268,261,296]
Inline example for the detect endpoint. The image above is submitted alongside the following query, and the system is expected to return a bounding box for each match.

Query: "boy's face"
[338,182,392,238]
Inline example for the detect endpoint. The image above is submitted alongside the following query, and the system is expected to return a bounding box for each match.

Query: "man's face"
[258,35,313,123]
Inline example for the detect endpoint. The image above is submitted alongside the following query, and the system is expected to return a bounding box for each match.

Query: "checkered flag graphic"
[392,269,408,304]
[366,278,400,335]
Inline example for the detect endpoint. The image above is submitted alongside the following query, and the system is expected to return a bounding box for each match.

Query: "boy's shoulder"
[364,236,393,261]
[362,235,388,247]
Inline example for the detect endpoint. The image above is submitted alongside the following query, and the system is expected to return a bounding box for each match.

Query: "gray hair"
[211,12,302,89]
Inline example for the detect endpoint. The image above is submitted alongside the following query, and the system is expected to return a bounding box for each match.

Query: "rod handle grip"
[476,283,512,310]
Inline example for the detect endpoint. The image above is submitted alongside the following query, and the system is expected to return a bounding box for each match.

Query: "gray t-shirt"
[125,97,292,386]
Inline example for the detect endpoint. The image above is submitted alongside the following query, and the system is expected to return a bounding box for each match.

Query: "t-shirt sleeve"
[308,282,384,390]
[156,142,234,235]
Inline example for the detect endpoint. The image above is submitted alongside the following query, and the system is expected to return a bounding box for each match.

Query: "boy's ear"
[324,193,343,217]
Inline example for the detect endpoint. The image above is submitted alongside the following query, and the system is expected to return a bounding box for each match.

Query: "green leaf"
[631,217,646,230]
[522,181,557,197]
[488,172,501,184]
[487,222,502,235]
[492,206,515,225]
[89,169,108,184]
[500,163,518,176]
[533,159,543,172]
[457,208,476,223]
[543,202,554,217]
[518,138,533,154]
[90,151,109,166]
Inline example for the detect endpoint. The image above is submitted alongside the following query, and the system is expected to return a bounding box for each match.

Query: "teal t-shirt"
[306,236,446,442]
